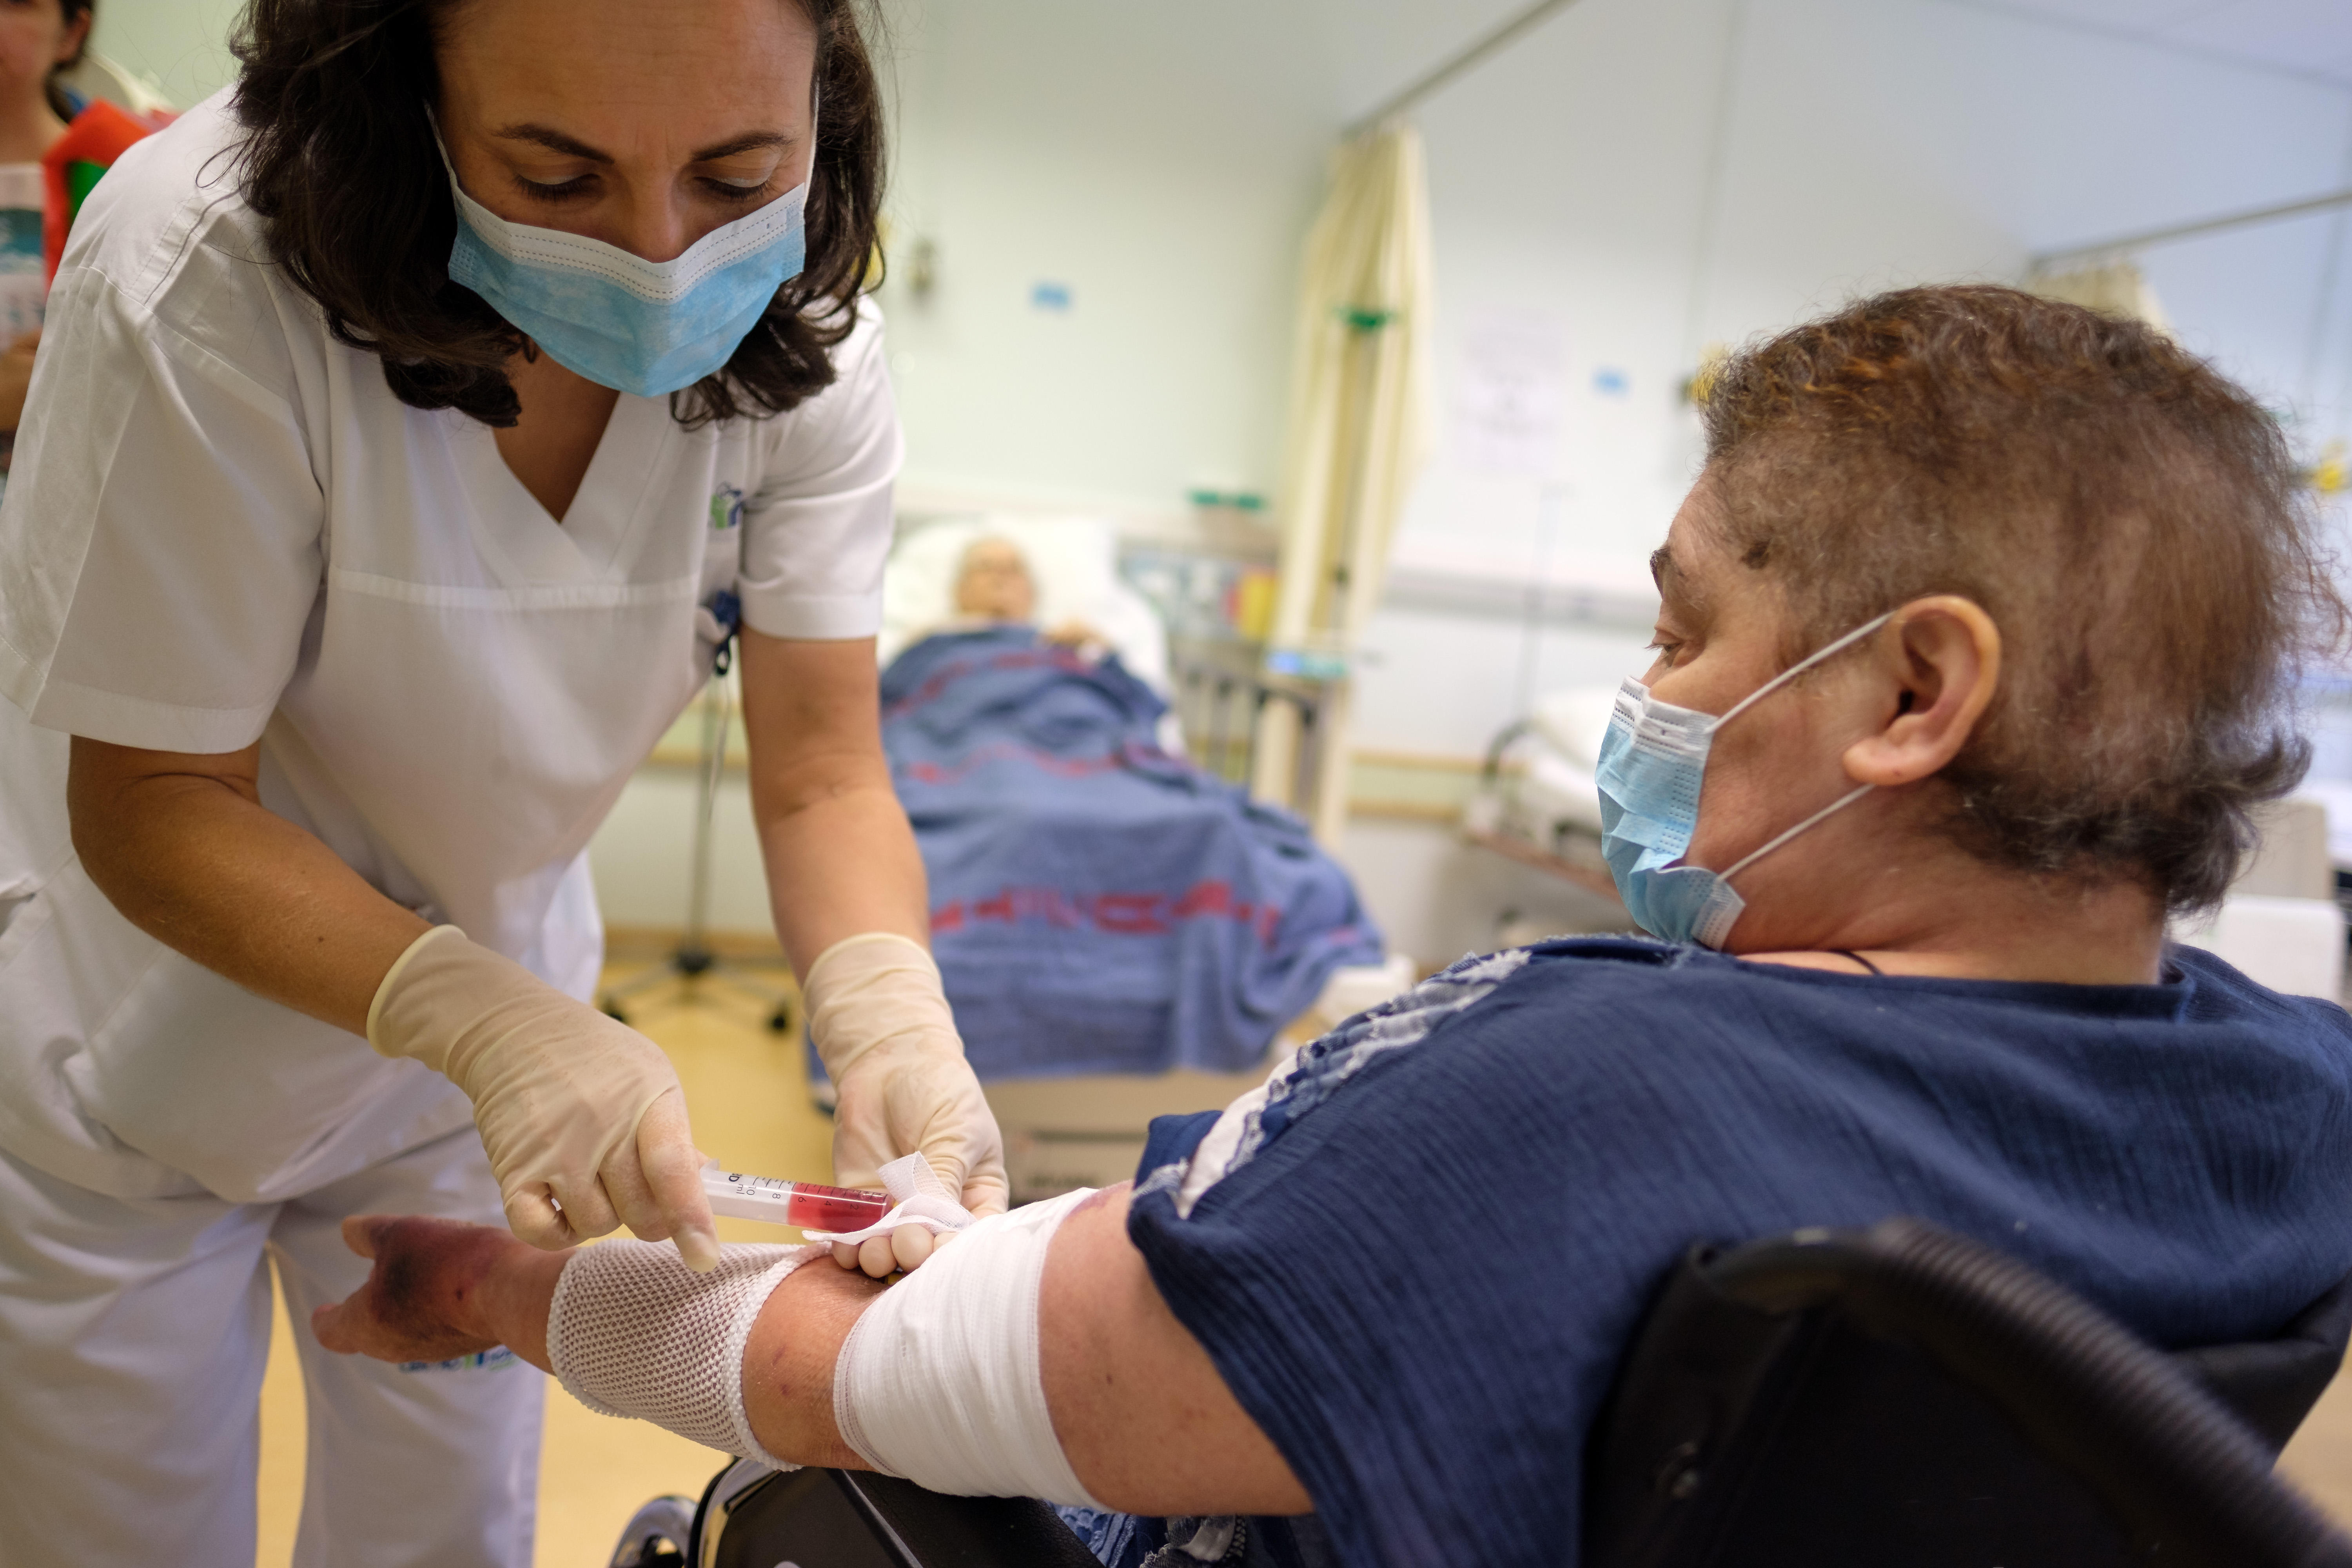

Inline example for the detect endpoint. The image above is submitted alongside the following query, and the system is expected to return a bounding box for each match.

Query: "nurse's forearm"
[738,630,930,971]
[756,782,930,968]
[67,736,430,1036]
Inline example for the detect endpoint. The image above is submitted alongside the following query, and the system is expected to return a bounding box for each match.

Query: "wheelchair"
[610,1216,2352,1568]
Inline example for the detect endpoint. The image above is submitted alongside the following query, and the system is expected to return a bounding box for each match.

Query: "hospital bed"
[876,514,1409,1200]
[608,1217,2352,1567]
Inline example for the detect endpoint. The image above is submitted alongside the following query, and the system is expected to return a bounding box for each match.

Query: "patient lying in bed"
[882,545,1382,1079]
[314,285,2352,1568]
[945,534,1109,653]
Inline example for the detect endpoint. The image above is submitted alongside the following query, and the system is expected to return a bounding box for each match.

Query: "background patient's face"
[1642,484,1900,945]
[955,538,1038,623]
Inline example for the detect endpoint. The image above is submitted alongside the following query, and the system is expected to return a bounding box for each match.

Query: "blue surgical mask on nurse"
[437,125,812,398]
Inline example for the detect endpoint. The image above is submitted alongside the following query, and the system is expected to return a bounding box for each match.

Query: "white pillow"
[881,515,1171,692]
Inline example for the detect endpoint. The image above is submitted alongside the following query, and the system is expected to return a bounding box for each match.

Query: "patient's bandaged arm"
[834,1186,1105,1506]
[546,1240,818,1467]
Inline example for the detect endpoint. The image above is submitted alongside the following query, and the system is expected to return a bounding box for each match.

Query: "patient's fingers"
[891,1226,933,1270]
[339,1214,388,1260]
[311,1215,512,1365]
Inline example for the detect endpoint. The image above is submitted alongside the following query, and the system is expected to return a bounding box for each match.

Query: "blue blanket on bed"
[880,626,1383,1078]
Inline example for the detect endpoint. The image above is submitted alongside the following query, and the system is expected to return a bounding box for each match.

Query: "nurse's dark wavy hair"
[1698,285,2347,914]
[229,0,885,428]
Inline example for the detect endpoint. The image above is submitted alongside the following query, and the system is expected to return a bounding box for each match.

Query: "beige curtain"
[1250,121,1435,842]
[2027,259,2171,334]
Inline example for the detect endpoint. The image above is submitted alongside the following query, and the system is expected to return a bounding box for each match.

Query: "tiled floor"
[253,965,2352,1565]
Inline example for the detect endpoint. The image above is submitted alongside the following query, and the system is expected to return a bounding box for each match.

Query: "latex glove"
[368,926,720,1270]
[802,933,1009,1221]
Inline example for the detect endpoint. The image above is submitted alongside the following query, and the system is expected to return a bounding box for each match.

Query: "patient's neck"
[1732,838,2168,987]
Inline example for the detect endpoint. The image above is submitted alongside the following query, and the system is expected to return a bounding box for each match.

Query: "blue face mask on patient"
[1596,613,1893,948]
[437,124,811,398]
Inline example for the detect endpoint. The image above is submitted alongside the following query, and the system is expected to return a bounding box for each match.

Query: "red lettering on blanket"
[930,880,1279,945]
[1173,881,1232,918]
[1092,893,1167,934]
[884,647,1095,721]
[898,740,1127,788]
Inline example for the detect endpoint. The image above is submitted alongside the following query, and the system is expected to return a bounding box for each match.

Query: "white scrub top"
[0,93,902,1204]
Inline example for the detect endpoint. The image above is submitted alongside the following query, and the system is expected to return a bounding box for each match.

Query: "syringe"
[701,1160,891,1232]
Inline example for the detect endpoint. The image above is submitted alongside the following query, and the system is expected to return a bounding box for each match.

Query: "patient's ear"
[1841,596,2000,788]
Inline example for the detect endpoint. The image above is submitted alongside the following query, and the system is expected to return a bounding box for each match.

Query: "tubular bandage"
[834,1187,1104,1506]
[548,1240,820,1466]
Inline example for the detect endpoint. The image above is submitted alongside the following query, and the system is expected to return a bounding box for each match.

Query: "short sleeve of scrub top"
[0,190,327,754]
[735,309,901,643]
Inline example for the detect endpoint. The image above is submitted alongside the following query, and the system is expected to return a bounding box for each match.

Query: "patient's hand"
[1042,620,1107,654]
[312,1214,566,1370]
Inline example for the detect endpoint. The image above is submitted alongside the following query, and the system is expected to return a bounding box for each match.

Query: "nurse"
[0,0,1001,1562]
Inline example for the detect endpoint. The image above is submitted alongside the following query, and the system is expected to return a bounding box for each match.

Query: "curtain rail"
[2031,187,2352,272]
[1345,0,1586,138]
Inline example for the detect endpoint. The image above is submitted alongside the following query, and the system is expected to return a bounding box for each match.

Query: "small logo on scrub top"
[709,484,745,531]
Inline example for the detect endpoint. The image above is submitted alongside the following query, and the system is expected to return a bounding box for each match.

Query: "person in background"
[949,534,1108,652]
[0,0,90,454]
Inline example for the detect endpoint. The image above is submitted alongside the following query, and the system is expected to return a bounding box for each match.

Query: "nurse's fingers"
[551,1172,621,1245]
[600,1138,668,1241]
[832,1241,861,1270]
[505,1185,581,1251]
[628,1089,720,1272]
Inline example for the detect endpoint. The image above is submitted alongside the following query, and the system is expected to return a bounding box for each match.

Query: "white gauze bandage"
[547,1240,823,1466]
[833,1186,1104,1507]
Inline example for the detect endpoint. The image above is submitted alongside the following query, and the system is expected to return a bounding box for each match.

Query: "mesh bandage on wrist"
[833,1187,1104,1507]
[547,1240,820,1466]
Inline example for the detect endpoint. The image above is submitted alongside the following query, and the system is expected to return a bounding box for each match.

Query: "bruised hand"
[311,1213,562,1368]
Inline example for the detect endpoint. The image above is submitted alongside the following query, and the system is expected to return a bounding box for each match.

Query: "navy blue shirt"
[1125,937,2352,1568]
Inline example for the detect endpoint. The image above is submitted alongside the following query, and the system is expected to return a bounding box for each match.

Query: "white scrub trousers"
[0,1127,544,1567]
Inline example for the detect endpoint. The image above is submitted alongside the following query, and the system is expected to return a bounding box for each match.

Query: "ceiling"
[1321,0,2352,127]
[1901,0,2352,89]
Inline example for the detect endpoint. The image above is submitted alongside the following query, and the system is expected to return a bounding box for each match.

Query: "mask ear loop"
[1708,609,1900,886]
[1713,610,1897,730]
[1717,780,1875,885]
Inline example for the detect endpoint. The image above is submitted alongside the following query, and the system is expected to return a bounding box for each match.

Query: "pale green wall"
[88,0,241,109]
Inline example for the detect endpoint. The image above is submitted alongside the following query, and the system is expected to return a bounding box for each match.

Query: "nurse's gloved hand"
[804,933,1009,1232]
[368,926,722,1271]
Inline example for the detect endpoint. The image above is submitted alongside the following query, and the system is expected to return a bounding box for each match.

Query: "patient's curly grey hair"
[1699,283,2347,913]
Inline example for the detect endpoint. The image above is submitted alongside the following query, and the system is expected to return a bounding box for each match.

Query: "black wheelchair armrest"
[695,1463,1102,1568]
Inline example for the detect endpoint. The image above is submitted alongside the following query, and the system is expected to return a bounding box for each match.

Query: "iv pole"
[599,625,796,1034]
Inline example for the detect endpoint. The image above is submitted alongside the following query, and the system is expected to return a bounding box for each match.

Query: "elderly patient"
[314,287,2352,1568]
[944,533,1109,651]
